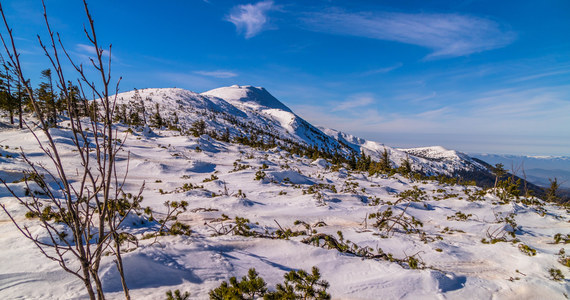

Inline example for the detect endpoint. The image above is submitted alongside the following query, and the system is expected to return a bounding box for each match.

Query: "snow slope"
[0,118,569,299]
[116,86,492,179]
[320,127,488,176]
[116,87,350,156]
[202,85,293,113]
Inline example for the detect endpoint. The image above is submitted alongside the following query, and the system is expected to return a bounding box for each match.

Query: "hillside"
[114,87,502,179]
[0,87,569,299]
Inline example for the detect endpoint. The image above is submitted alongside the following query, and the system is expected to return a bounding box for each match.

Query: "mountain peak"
[399,145,471,162]
[202,85,292,112]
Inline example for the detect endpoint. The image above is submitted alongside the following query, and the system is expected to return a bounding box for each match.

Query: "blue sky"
[2,0,570,156]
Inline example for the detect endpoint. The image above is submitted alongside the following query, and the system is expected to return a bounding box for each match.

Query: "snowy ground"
[0,122,569,299]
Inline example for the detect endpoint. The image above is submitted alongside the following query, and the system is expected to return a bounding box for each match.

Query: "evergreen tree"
[356,151,371,171]
[37,68,57,126]
[66,82,86,119]
[130,89,147,125]
[546,178,560,202]
[378,147,391,173]
[15,77,24,128]
[170,111,179,130]
[88,98,98,122]
[348,152,357,170]
[12,77,33,128]
[265,267,331,300]
[128,102,143,126]
[209,268,267,300]
[399,155,412,176]
[165,289,190,300]
[190,119,206,137]
[151,103,163,128]
[0,59,18,124]
[493,163,506,190]
[220,127,231,142]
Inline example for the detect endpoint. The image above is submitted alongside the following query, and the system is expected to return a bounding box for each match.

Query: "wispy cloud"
[76,44,113,59]
[360,63,403,76]
[291,82,570,155]
[227,1,275,38]
[194,70,238,78]
[396,91,437,103]
[301,10,516,58]
[510,69,570,83]
[468,87,570,121]
[416,106,452,119]
[73,43,123,65]
[333,93,375,111]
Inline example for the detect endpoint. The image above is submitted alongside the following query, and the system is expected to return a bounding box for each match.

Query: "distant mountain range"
[470,153,570,189]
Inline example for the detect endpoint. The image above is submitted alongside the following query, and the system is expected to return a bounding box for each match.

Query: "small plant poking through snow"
[548,268,564,281]
[234,189,247,198]
[447,211,473,221]
[558,248,570,268]
[209,267,331,300]
[165,289,190,300]
[144,201,191,239]
[209,268,267,300]
[206,216,259,237]
[396,186,428,204]
[369,205,423,236]
[266,267,331,300]
[254,170,266,181]
[518,244,537,256]
[554,233,570,244]
[203,174,219,182]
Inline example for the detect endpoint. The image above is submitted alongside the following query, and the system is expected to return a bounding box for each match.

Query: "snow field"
[1,122,568,299]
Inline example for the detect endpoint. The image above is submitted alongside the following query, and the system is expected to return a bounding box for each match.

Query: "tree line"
[0,62,93,128]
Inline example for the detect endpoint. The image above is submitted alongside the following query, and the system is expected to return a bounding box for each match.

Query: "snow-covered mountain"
[115,86,491,179]
[1,85,568,299]
[116,86,350,155]
[319,127,489,176]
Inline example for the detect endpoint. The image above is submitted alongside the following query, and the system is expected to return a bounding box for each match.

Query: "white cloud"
[73,43,123,66]
[76,43,114,59]
[510,69,570,83]
[333,93,375,111]
[301,10,516,58]
[360,63,403,76]
[416,106,452,119]
[194,70,238,78]
[227,1,275,38]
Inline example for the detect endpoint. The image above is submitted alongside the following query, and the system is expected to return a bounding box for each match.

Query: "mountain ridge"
[112,85,549,197]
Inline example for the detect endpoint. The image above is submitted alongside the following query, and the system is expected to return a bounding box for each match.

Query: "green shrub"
[209,267,330,300]
[554,233,570,244]
[165,289,190,300]
[203,174,219,182]
[407,256,419,269]
[447,211,472,221]
[265,267,330,300]
[549,268,564,281]
[518,244,537,256]
[254,170,266,181]
[209,268,267,300]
